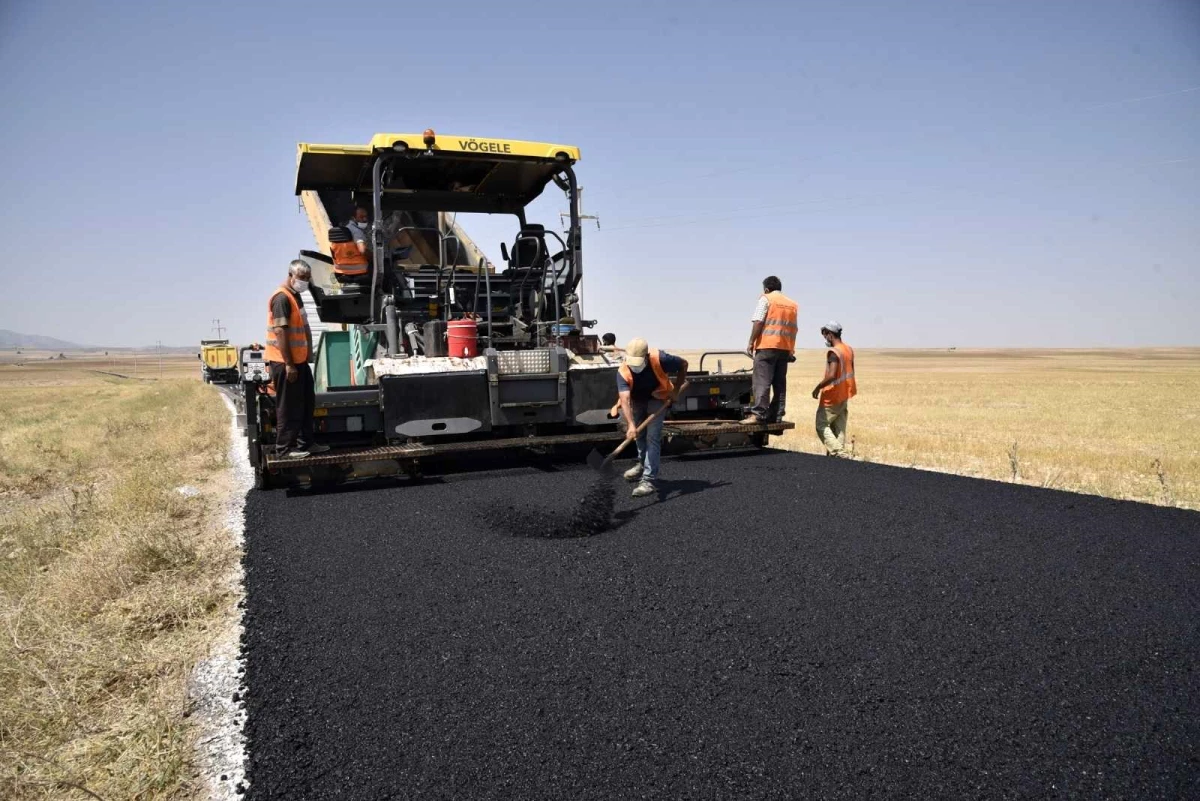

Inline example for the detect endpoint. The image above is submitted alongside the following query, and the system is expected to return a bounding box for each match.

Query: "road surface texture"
[242,451,1199,800]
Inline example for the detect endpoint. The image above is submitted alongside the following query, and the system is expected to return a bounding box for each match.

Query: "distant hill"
[0,329,88,350]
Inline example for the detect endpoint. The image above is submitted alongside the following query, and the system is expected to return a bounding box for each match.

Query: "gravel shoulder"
[188,396,251,799]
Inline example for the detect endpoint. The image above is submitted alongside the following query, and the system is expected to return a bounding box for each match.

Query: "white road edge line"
[188,395,252,798]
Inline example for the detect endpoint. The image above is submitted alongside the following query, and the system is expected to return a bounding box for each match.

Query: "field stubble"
[0,356,234,799]
[679,348,1200,510]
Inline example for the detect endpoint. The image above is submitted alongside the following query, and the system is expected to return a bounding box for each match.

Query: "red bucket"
[447,319,479,358]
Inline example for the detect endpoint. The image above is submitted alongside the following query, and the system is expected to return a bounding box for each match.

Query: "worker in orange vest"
[327,207,372,284]
[742,275,799,424]
[811,321,857,457]
[616,338,688,498]
[265,261,329,459]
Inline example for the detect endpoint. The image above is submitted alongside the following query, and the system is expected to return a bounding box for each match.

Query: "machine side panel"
[380,373,492,438]
[673,374,753,416]
[568,368,619,426]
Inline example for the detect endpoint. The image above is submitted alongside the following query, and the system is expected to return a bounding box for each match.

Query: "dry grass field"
[0,354,234,800]
[0,349,201,382]
[680,347,1200,510]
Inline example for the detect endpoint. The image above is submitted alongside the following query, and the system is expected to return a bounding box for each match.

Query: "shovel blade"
[587,448,615,475]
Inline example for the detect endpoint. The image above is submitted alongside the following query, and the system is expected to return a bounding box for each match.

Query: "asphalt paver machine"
[242,131,792,488]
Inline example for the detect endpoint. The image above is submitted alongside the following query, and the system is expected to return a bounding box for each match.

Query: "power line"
[600,190,920,232]
[1085,84,1200,110]
[586,83,1200,235]
[1140,157,1197,166]
[595,151,1197,233]
[560,187,601,230]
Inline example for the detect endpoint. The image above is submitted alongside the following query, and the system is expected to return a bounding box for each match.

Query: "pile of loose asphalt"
[241,450,1200,799]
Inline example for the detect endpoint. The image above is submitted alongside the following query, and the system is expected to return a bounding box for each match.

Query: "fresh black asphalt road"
[241,451,1200,799]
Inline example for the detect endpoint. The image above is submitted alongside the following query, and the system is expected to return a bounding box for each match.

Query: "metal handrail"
[393,225,445,265]
[511,234,545,297]
[540,229,569,343]
[699,350,751,373]
[510,233,550,345]
[481,256,493,348]
[441,234,461,320]
[392,225,451,316]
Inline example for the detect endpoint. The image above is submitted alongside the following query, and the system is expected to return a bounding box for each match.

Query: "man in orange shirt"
[811,321,857,457]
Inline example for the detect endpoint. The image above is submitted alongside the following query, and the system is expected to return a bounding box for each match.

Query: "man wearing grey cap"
[811,321,857,457]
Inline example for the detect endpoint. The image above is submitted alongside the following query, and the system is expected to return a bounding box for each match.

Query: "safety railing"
[699,351,752,373]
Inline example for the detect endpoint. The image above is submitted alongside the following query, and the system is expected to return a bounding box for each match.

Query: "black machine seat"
[333,273,370,288]
[511,224,548,269]
[300,248,333,265]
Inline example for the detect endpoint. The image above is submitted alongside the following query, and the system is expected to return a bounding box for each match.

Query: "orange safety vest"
[820,341,856,406]
[330,242,369,275]
[265,285,310,364]
[328,227,369,276]
[617,349,674,401]
[754,291,799,353]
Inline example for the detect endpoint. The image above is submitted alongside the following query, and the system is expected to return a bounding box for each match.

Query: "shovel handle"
[609,380,691,461]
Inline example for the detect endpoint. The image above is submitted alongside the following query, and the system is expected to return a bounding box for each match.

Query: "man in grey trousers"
[742,275,799,424]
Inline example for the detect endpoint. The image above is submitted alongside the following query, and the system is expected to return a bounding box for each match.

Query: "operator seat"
[509,224,548,271]
[298,249,372,325]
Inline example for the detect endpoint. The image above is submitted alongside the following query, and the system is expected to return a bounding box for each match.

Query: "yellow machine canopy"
[295,132,581,214]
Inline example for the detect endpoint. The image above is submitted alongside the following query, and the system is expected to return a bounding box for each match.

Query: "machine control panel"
[240,347,269,383]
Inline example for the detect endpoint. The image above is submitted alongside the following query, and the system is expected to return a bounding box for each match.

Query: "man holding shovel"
[616,338,689,498]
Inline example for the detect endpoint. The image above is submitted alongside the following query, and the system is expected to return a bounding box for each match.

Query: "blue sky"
[0,0,1196,348]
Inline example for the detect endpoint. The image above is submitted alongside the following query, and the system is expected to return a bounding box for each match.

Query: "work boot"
[740,415,762,425]
[306,443,331,454]
[623,464,644,482]
[281,449,310,460]
[631,480,656,498]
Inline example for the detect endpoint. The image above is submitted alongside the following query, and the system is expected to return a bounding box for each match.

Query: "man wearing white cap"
[615,338,689,497]
[811,321,857,457]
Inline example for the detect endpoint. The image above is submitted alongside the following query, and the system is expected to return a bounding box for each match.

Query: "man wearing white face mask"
[346,207,371,252]
[615,338,688,498]
[265,261,329,459]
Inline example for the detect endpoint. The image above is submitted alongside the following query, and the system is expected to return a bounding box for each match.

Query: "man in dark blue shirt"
[615,338,688,498]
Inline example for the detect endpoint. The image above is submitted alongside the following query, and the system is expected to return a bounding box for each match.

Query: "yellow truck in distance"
[198,340,239,384]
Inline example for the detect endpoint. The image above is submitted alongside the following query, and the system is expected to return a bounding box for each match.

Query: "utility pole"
[559,187,601,230]
[557,187,599,328]
[212,319,226,339]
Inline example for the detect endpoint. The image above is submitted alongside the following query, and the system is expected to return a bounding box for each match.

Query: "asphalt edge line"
[187,395,251,799]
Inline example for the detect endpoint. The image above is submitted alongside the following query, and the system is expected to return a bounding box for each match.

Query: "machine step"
[664,420,795,436]
[264,420,795,470]
[266,430,625,468]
